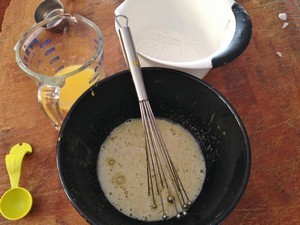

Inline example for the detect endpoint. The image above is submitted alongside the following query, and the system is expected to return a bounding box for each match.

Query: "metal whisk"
[115,15,192,220]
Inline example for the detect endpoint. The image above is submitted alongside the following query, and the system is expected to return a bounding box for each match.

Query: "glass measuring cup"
[15,14,105,130]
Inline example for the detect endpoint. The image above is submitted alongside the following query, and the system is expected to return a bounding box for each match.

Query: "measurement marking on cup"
[28,38,39,49]
[40,39,52,48]
[94,38,99,46]
[50,56,60,64]
[24,38,39,56]
[25,49,30,56]
[55,65,64,73]
[45,47,56,56]
[94,65,99,72]
[89,72,100,84]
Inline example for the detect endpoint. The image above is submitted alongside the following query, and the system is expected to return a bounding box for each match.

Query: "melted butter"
[97,118,206,221]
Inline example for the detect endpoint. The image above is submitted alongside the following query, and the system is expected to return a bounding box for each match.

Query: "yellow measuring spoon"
[0,143,33,220]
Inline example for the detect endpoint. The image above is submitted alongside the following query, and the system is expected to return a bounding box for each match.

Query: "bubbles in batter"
[97,118,206,221]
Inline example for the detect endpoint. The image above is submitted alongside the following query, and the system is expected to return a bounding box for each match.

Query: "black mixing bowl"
[57,68,251,225]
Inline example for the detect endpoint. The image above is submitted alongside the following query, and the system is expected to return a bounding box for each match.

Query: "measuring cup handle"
[38,84,64,130]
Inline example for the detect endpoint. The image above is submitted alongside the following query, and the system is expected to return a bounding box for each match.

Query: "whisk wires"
[140,100,192,219]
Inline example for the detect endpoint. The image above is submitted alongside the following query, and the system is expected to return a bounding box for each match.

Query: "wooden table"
[0,0,299,224]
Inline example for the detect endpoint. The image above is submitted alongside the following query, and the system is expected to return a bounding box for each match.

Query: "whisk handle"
[117,22,148,101]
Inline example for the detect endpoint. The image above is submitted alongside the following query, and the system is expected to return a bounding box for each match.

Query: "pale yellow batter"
[97,118,206,221]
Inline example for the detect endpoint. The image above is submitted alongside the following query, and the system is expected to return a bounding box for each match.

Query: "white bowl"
[115,0,252,79]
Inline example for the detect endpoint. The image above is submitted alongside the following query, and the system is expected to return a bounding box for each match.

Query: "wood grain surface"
[0,0,299,224]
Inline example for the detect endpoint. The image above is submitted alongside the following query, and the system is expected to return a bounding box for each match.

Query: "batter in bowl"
[97,118,206,221]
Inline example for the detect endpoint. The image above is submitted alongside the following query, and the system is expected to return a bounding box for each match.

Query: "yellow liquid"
[55,65,95,113]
